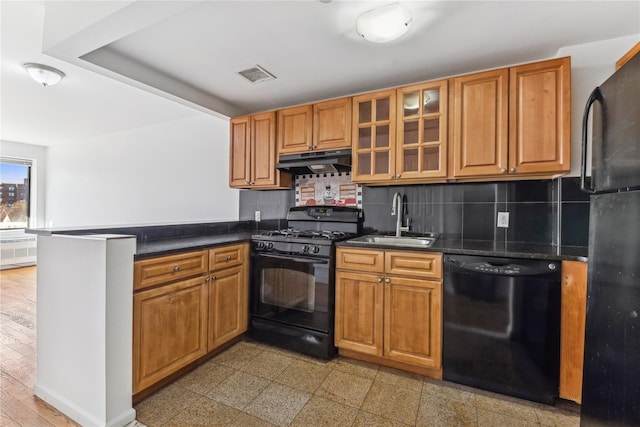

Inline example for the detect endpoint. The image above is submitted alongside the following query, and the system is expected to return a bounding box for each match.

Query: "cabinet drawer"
[134,250,208,291]
[336,248,384,273]
[385,251,442,279]
[209,243,246,271]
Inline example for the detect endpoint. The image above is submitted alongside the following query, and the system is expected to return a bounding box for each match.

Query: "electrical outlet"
[255,211,261,222]
[497,212,509,228]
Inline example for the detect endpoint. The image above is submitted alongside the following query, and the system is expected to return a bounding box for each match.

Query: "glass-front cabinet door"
[352,90,396,183]
[396,80,448,180]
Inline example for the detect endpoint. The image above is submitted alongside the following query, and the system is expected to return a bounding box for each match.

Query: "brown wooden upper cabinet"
[396,80,448,182]
[451,57,571,179]
[352,81,448,185]
[229,112,291,189]
[351,90,397,183]
[277,105,313,154]
[451,68,509,177]
[278,97,352,154]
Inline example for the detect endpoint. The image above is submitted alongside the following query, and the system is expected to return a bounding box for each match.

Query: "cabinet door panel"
[314,97,352,151]
[208,266,247,351]
[452,69,509,177]
[335,271,383,356]
[509,57,570,174]
[352,90,397,183]
[384,277,442,368]
[133,276,208,393]
[278,105,313,154]
[251,112,278,186]
[229,116,251,188]
[396,80,448,180]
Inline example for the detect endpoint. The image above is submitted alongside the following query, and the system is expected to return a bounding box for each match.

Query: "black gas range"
[249,206,363,359]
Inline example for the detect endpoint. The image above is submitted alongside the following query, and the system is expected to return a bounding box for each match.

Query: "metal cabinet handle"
[396,174,401,178]
[500,168,507,174]
[211,275,216,281]
[510,167,516,173]
[384,278,391,284]
[377,278,383,283]
[173,266,180,272]
[226,255,231,261]
[581,87,601,194]
[205,277,210,282]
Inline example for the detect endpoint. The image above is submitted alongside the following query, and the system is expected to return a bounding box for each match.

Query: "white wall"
[45,113,239,227]
[558,34,640,176]
[0,139,47,228]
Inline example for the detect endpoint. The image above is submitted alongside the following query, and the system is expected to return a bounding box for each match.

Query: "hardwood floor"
[0,266,78,426]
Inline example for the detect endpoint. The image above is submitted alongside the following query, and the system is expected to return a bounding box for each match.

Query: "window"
[0,158,32,229]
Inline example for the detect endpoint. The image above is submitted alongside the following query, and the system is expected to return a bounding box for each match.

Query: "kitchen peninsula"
[27,221,256,427]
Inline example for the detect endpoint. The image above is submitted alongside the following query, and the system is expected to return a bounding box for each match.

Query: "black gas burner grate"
[259,229,354,241]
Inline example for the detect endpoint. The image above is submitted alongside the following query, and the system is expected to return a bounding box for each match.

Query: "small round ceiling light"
[24,63,65,87]
[356,3,412,43]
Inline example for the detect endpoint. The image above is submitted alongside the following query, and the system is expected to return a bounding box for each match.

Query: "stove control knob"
[266,242,274,250]
[256,242,265,250]
[302,245,310,253]
[312,246,321,254]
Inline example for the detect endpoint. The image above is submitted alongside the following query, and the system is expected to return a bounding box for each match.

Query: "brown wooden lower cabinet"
[560,260,588,403]
[384,275,442,368]
[133,275,208,394]
[335,247,443,377]
[207,245,248,352]
[133,243,249,396]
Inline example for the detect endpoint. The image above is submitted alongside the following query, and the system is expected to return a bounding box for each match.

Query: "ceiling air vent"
[237,65,276,84]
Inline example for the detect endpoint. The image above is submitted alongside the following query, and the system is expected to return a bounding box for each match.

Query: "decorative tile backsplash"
[294,172,362,208]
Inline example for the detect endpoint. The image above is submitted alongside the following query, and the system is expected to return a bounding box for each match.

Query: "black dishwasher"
[443,254,561,404]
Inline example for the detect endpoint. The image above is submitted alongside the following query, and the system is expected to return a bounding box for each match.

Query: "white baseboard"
[34,382,136,427]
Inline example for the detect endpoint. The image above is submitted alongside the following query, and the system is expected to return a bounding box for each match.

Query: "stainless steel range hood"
[276,149,351,174]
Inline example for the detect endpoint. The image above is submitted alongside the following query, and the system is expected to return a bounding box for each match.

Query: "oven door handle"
[254,252,329,265]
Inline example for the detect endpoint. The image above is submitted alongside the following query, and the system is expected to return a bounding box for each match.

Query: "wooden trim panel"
[616,41,640,70]
[560,260,588,403]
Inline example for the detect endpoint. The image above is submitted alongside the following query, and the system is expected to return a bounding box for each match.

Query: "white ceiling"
[1,1,639,147]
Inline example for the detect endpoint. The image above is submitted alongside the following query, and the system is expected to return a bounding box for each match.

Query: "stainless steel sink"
[348,234,438,248]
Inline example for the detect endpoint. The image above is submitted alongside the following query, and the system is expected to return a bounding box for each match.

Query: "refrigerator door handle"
[581,87,602,194]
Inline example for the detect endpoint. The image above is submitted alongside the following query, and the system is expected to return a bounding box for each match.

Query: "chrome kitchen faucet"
[391,192,410,237]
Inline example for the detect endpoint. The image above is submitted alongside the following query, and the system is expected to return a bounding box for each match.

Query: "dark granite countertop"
[134,232,253,260]
[338,237,588,262]
[26,221,263,260]
[29,223,588,262]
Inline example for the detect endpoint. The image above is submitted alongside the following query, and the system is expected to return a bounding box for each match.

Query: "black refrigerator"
[580,51,640,426]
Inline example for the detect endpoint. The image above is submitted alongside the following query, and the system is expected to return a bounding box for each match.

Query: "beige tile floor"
[134,340,580,427]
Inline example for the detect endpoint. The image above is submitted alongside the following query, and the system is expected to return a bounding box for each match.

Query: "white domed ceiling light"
[356,3,413,43]
[24,63,65,87]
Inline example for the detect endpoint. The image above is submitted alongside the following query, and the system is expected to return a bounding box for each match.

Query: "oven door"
[250,251,331,333]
